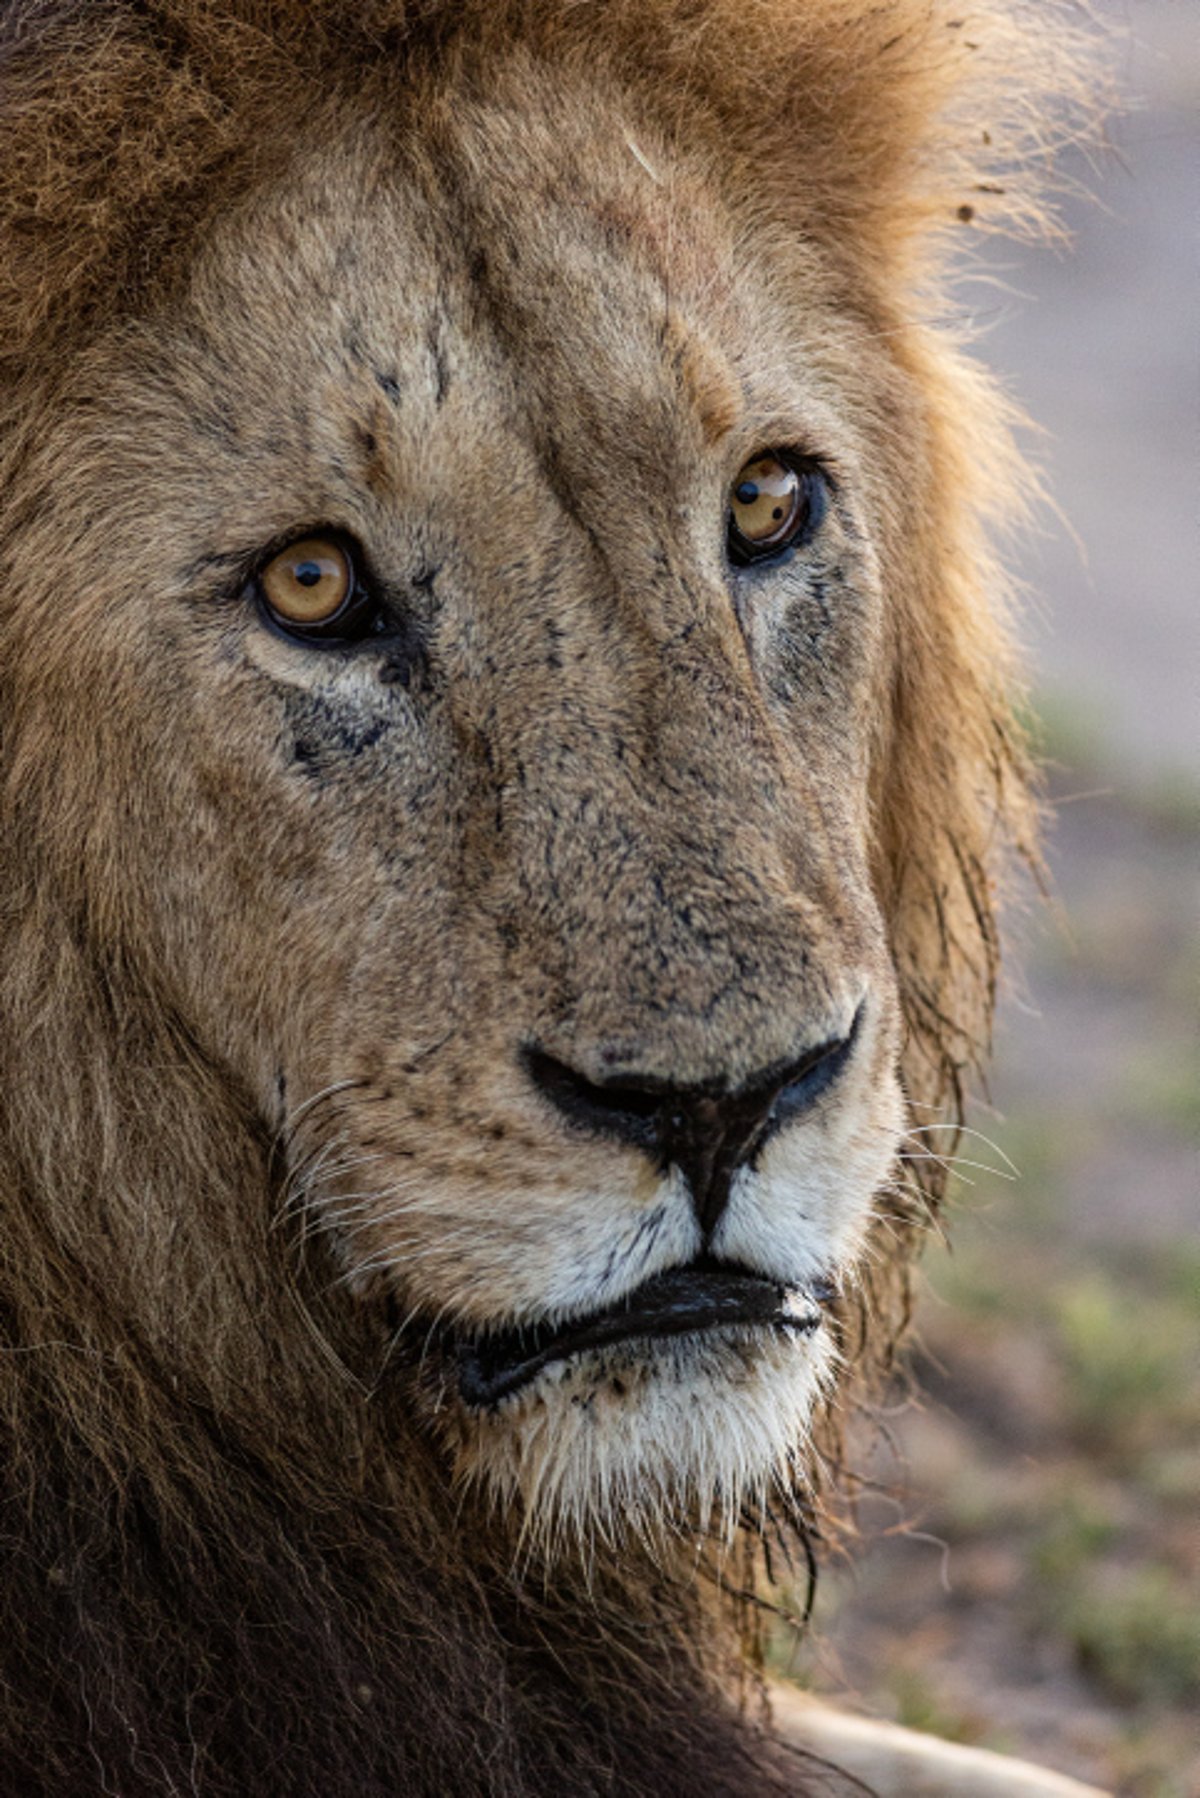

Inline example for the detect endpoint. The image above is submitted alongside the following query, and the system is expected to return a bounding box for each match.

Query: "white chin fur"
[452,1323,837,1553]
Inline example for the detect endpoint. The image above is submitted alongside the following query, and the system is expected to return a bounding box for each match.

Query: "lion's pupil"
[735,481,758,505]
[295,563,322,587]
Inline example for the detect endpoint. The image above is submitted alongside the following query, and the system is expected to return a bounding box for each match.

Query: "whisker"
[275,1077,364,1155]
[896,1151,1014,1182]
[899,1123,1020,1177]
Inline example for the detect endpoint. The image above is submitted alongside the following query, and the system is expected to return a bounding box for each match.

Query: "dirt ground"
[774,5,1199,1794]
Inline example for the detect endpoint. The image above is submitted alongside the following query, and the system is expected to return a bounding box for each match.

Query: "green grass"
[888,1668,1000,1748]
[1025,685,1200,839]
[1065,1568,1200,1708]
[1120,1045,1200,1138]
[1019,688,1110,775]
[1030,1486,1119,1587]
[1137,766,1200,838]
[1054,1268,1199,1459]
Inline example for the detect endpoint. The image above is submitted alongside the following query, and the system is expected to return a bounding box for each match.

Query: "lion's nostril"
[764,1008,863,1137]
[522,1048,665,1155]
[522,1004,862,1239]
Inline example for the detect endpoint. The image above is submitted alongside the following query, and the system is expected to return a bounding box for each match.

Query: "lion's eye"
[256,535,371,642]
[727,453,825,565]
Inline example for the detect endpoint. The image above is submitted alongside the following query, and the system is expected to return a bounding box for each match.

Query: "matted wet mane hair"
[0,3,1096,1793]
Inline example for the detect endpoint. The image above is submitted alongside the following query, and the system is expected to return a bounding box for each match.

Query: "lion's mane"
[0,4,1097,1794]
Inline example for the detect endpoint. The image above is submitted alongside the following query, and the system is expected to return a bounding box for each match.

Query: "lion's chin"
[449,1324,838,1552]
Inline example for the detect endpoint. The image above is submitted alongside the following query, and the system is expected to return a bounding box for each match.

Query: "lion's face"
[21,71,918,1535]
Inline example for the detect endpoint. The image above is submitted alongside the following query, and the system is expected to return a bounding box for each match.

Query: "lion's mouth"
[456,1258,834,1407]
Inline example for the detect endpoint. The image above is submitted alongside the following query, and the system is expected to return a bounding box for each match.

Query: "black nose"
[523,1010,861,1238]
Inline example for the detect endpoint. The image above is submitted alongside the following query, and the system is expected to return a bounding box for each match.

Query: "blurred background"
[775,4,1199,1792]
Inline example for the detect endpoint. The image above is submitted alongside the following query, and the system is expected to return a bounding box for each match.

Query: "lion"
[0,2,1106,1794]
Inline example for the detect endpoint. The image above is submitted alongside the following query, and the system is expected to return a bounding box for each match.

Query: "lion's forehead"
[112,93,883,575]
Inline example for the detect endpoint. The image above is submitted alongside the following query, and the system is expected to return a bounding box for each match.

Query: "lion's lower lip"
[456,1260,831,1407]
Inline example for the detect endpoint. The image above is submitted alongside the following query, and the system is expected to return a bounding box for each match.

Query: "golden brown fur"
[0,3,1097,1793]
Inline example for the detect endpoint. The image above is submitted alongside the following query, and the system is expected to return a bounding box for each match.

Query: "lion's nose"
[523,1011,861,1237]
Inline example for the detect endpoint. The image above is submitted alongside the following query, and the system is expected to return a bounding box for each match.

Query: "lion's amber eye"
[259,537,354,630]
[727,452,825,564]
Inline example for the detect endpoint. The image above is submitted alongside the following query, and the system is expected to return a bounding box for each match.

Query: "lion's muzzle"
[522,1001,863,1239]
